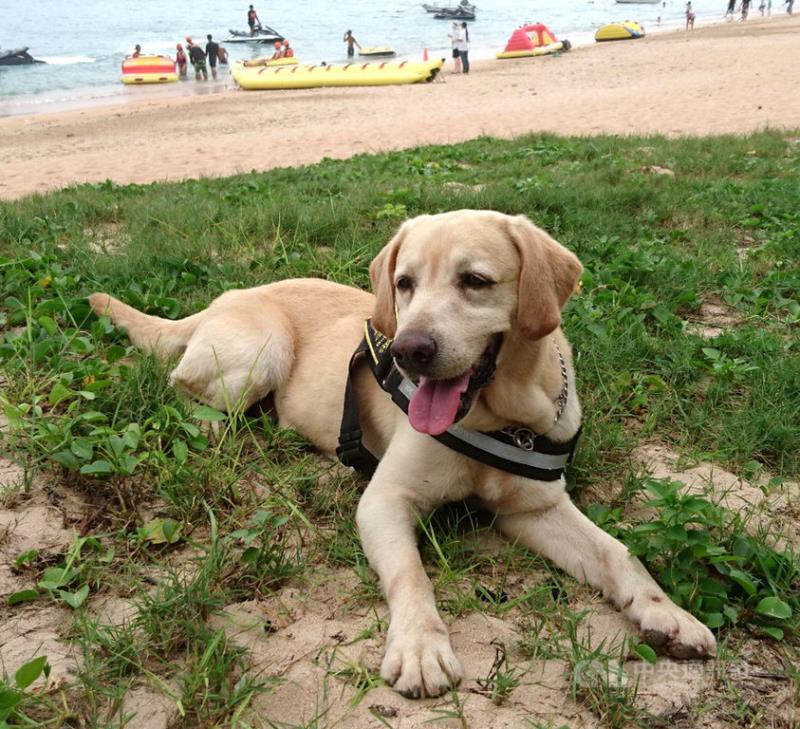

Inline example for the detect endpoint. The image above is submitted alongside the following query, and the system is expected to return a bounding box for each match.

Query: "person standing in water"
[343,30,360,57]
[175,43,188,78]
[686,1,696,27]
[725,0,736,18]
[205,34,220,79]
[186,38,208,80]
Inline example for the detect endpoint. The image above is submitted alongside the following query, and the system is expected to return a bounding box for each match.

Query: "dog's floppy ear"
[369,221,408,338]
[507,215,583,341]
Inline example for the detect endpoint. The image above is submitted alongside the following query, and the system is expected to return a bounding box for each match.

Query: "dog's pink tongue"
[408,374,470,435]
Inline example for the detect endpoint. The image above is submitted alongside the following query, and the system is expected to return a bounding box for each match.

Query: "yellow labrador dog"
[90,210,715,699]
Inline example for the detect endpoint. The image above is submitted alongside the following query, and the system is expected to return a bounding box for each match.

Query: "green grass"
[1,130,798,726]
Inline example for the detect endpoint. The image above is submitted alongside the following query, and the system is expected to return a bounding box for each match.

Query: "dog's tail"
[89,293,202,358]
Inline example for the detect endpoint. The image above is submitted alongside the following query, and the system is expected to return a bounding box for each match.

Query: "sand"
[1,16,799,200]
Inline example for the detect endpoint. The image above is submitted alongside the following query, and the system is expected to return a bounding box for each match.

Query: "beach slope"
[1,16,798,200]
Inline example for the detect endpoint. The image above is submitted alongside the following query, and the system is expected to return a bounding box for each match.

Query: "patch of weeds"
[180,628,264,727]
[223,508,300,594]
[564,614,646,729]
[588,477,800,641]
[326,654,382,708]
[0,656,52,725]
[426,686,469,727]
[9,533,114,610]
[474,639,525,706]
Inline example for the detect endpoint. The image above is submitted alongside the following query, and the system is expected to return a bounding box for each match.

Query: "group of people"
[176,36,228,81]
[448,21,470,74]
[132,37,228,81]
[242,39,295,67]
[725,0,793,18]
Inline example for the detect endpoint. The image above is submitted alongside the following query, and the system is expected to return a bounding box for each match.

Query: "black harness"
[337,319,580,481]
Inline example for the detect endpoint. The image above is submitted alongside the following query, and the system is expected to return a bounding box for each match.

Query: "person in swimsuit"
[343,30,360,57]
[217,44,229,65]
[282,39,294,58]
[175,43,188,78]
[686,1,696,27]
[132,44,142,58]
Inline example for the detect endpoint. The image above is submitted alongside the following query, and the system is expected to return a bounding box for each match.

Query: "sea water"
[0,0,738,112]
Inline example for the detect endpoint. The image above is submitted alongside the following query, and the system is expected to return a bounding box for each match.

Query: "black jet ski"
[0,47,45,66]
[434,9,476,20]
[224,25,284,44]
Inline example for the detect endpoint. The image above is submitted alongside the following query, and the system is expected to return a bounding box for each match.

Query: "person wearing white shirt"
[457,22,470,74]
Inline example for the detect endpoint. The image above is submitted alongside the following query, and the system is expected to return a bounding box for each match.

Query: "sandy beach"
[1,15,798,200]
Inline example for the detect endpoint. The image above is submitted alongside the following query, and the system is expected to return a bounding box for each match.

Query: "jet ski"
[0,47,45,66]
[434,8,476,20]
[224,25,284,44]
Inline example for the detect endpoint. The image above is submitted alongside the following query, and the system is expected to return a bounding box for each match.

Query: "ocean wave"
[38,55,96,65]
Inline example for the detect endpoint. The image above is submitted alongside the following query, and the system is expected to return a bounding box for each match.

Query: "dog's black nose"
[391,332,438,371]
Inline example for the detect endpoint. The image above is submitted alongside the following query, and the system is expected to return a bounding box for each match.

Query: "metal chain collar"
[502,338,570,451]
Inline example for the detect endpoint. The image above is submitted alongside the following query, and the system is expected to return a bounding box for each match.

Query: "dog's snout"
[391,332,438,371]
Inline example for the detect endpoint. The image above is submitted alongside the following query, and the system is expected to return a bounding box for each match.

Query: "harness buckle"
[506,427,536,451]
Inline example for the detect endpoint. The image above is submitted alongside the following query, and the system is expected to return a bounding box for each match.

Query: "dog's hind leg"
[89,293,203,359]
[168,303,294,412]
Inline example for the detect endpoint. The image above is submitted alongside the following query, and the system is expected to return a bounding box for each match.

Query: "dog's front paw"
[635,596,716,659]
[380,616,463,698]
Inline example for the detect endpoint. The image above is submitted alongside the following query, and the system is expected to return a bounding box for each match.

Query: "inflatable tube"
[359,46,396,58]
[496,40,570,59]
[595,21,645,42]
[121,55,178,84]
[231,59,443,90]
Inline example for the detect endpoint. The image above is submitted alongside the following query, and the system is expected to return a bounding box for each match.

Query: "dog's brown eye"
[396,276,414,292]
[460,273,494,289]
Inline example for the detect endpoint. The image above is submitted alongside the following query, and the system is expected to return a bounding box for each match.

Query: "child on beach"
[686,2,696,28]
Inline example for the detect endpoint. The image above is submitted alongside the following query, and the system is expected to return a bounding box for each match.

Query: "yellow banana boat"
[232,58,443,90]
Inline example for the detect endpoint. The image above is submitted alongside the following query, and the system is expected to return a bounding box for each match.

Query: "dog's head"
[369,210,582,436]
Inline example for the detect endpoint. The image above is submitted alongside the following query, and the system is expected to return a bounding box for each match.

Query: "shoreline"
[2,14,798,201]
[0,13,755,120]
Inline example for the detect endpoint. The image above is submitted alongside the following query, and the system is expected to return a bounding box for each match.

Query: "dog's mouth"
[406,333,502,436]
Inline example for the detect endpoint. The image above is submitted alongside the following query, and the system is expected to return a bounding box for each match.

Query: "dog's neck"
[465,330,580,440]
